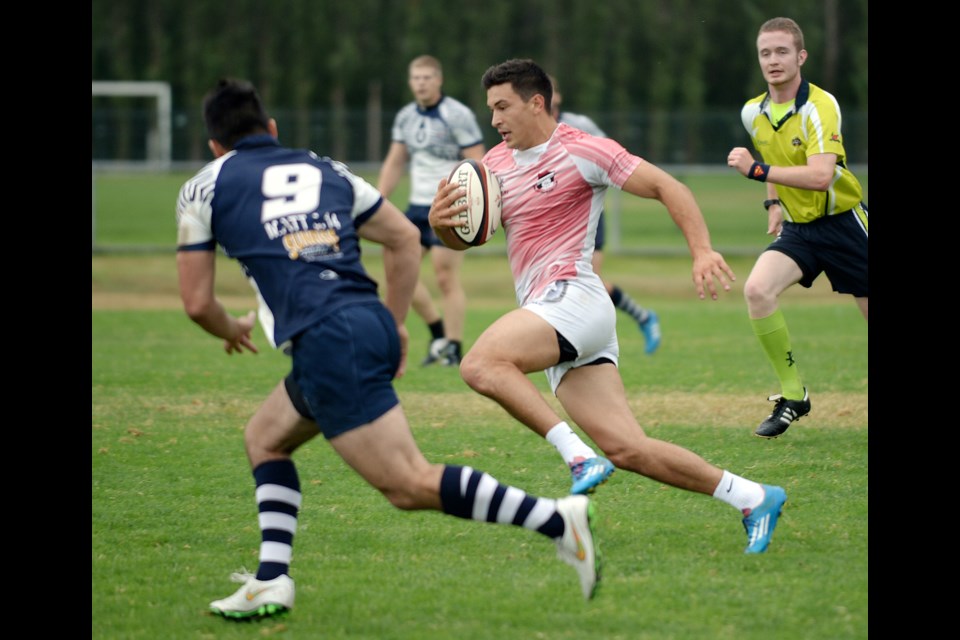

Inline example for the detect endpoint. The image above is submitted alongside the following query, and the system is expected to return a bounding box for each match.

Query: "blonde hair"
[759,17,805,51]
[409,55,442,74]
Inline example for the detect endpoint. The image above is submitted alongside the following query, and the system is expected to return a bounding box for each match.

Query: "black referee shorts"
[766,205,868,297]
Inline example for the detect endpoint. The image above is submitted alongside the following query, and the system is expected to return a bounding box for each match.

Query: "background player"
[378,55,486,366]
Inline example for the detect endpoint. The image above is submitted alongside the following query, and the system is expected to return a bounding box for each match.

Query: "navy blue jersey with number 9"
[177,134,385,349]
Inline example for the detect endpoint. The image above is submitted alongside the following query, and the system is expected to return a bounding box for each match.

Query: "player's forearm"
[186,297,243,342]
[377,156,405,198]
[377,169,400,198]
[730,147,834,192]
[761,163,833,191]
[676,216,716,259]
[662,184,716,257]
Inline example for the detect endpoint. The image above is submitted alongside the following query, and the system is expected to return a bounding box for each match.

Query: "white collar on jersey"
[513,139,550,166]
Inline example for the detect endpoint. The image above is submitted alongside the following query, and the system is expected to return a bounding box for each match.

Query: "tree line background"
[91,0,868,166]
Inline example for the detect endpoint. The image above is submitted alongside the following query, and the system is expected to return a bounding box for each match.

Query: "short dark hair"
[481,59,553,110]
[202,78,270,149]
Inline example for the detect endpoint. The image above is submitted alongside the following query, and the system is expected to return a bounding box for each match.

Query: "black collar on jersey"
[416,95,445,114]
[233,134,281,150]
[761,78,810,129]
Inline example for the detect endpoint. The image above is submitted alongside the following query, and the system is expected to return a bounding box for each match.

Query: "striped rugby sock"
[439,465,563,539]
[252,459,302,581]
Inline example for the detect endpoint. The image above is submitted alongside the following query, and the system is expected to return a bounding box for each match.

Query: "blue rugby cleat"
[570,456,615,495]
[742,485,787,554]
[639,311,661,355]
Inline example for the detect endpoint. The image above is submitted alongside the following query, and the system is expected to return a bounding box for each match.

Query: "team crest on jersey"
[534,171,557,192]
[830,133,841,143]
[791,137,802,147]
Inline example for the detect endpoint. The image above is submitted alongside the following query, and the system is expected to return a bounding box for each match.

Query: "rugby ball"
[446,159,502,247]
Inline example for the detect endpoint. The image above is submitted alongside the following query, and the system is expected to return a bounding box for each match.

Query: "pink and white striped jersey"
[483,123,642,306]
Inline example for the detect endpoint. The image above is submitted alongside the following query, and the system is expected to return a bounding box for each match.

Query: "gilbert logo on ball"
[447,159,502,247]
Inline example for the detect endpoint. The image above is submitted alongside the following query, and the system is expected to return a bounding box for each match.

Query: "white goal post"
[92,81,172,251]
[92,81,172,170]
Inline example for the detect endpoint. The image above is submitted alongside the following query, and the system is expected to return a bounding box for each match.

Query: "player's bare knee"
[458,350,479,380]
[243,431,273,460]
[435,272,455,293]
[742,277,771,309]
[459,353,496,395]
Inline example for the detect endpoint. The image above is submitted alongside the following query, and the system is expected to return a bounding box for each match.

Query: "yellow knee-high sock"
[751,309,805,399]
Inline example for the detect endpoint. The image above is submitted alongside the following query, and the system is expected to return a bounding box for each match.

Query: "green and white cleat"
[209,571,294,620]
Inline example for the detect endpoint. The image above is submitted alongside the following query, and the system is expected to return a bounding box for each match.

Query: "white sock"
[712,470,765,513]
[545,422,596,466]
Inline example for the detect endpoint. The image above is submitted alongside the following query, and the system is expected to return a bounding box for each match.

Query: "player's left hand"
[766,208,783,236]
[224,310,259,355]
[428,178,467,229]
[692,251,736,300]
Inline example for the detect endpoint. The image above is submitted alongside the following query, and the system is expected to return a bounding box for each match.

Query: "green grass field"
[91,169,867,255]
[92,171,868,639]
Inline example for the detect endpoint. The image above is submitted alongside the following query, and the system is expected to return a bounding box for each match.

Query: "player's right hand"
[224,310,259,355]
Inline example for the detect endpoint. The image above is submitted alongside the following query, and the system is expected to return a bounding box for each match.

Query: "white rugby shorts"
[522,274,619,393]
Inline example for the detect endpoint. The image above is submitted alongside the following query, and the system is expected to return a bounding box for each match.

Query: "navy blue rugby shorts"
[406,204,443,249]
[288,302,401,439]
[767,206,868,297]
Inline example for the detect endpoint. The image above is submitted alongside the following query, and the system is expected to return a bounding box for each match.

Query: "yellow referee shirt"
[740,79,864,224]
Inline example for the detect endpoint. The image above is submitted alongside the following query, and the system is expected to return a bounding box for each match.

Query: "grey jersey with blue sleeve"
[389,95,483,205]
